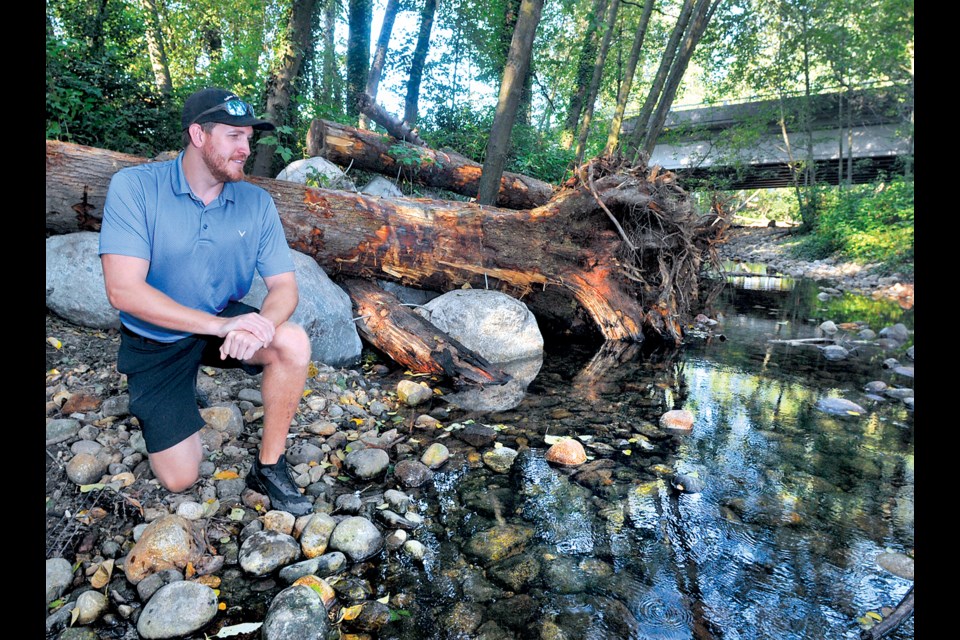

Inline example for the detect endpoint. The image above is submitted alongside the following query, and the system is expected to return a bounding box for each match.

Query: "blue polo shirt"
[99,152,295,342]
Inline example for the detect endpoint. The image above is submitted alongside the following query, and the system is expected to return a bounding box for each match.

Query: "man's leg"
[148,433,203,492]
[245,321,311,463]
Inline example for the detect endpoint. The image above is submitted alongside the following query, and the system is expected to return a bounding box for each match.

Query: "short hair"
[181,121,218,149]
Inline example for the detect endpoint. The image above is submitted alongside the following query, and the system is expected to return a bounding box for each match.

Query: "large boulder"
[240,250,362,368]
[275,157,357,192]
[416,289,544,411]
[46,232,120,329]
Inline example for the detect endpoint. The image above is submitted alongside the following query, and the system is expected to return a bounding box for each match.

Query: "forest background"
[45,0,914,275]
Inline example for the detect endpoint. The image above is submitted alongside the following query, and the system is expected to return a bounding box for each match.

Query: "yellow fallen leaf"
[866,611,883,621]
[340,604,364,621]
[307,362,320,377]
[377,594,390,604]
[302,389,314,398]
[218,602,227,610]
[90,559,114,589]
[351,418,364,426]
[47,368,60,376]
[185,561,196,579]
[47,337,62,349]
[70,606,81,626]
[847,411,862,416]
[213,470,241,480]
[623,450,632,456]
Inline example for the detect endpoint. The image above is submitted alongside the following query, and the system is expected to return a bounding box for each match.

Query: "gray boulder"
[361,176,405,198]
[46,232,120,329]
[276,157,357,192]
[241,250,362,367]
[416,289,544,411]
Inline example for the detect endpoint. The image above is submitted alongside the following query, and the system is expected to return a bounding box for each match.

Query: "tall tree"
[252,0,320,177]
[603,0,655,156]
[476,0,545,204]
[628,0,695,158]
[641,0,719,155]
[139,0,172,96]
[360,0,401,129]
[561,0,610,149]
[346,0,373,121]
[573,0,621,165]
[404,0,438,126]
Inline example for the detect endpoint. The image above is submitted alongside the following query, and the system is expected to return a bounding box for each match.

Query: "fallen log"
[306,118,555,210]
[342,278,511,387]
[46,140,725,348]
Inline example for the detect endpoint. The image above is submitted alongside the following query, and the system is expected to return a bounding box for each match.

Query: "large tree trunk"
[477,0,545,205]
[307,118,554,209]
[252,0,319,177]
[47,141,726,346]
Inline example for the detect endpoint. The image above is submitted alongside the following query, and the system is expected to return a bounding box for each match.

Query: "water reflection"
[384,271,913,640]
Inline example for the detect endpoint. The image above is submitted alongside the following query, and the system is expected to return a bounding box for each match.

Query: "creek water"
[370,264,915,640]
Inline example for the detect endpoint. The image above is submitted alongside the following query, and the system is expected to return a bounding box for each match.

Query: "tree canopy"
[46,0,913,186]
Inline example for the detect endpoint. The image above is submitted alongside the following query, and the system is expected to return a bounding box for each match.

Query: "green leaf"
[389,608,412,621]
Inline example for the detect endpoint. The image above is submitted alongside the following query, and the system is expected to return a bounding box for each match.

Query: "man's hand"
[219,328,266,362]
[218,312,276,346]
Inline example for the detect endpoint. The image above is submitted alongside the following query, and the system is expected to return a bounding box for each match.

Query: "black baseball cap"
[181,88,276,131]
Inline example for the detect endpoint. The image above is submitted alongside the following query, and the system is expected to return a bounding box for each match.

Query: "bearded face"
[200,139,248,183]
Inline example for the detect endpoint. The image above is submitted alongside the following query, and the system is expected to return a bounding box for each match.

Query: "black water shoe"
[245,454,312,516]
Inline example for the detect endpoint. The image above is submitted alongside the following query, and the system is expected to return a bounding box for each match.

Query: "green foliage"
[790,176,914,274]
[256,124,297,164]
[388,143,437,169]
[46,28,180,156]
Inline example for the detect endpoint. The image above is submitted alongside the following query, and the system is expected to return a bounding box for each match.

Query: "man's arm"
[101,253,276,343]
[217,271,299,362]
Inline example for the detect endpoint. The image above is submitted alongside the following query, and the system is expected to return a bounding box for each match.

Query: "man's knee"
[272,322,311,366]
[150,463,200,493]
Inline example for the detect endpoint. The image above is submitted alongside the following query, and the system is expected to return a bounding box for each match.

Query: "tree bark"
[360,0,401,130]
[603,0,655,156]
[252,0,320,177]
[342,278,511,386]
[476,0,545,205]
[404,0,438,126]
[307,118,554,209]
[139,0,173,96]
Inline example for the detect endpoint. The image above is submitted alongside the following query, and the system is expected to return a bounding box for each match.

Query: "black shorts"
[118,301,265,454]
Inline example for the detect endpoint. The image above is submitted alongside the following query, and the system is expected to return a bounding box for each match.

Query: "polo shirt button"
[203,224,208,229]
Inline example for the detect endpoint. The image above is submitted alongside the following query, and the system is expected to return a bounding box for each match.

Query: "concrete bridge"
[624,86,913,190]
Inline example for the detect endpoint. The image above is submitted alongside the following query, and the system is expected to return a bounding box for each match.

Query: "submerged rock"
[545,438,587,466]
[660,409,695,432]
[815,397,866,416]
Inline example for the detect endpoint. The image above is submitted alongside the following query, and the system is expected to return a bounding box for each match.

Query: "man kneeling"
[98,87,313,516]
